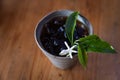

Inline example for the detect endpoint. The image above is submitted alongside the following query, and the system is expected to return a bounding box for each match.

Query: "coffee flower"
[59,41,77,59]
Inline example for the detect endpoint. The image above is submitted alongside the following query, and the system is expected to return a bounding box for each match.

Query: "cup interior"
[35,10,93,58]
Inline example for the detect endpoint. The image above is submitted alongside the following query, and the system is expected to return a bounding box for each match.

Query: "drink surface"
[40,16,88,56]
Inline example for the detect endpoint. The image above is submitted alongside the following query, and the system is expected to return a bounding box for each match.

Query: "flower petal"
[71,50,77,53]
[59,50,69,55]
[64,41,70,49]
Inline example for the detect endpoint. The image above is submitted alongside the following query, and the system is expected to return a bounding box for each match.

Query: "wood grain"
[0,0,120,80]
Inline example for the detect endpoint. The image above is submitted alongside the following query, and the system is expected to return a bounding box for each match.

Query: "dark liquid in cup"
[40,16,88,56]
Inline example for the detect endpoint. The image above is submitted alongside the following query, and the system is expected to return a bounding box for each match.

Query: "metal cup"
[34,10,93,69]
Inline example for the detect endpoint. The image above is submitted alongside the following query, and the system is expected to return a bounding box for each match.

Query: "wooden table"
[0,0,120,80]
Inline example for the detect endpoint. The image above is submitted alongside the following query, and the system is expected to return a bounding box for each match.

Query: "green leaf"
[78,35,116,53]
[78,44,88,68]
[79,35,100,42]
[65,11,79,45]
[87,40,116,53]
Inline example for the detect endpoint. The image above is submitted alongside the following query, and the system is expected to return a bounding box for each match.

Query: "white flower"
[59,41,77,59]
